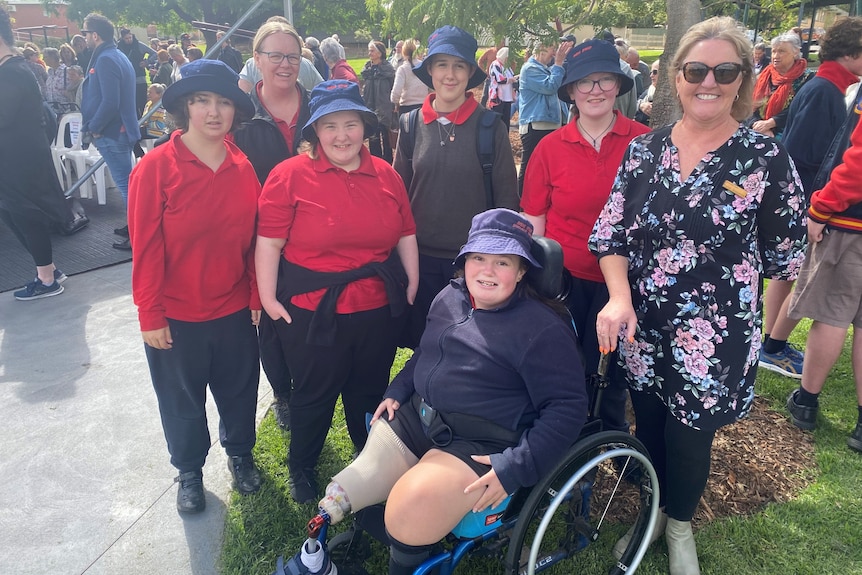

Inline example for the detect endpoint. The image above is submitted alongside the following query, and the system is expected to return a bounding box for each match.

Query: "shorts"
[788,230,862,328]
[388,395,519,479]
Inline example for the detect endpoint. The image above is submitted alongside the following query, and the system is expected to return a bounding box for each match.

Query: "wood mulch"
[693,395,816,527]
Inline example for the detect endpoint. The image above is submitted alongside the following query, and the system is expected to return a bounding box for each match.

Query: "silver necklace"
[434,105,460,146]
[577,115,616,150]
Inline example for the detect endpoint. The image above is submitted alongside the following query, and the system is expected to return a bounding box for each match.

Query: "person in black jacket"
[232,20,312,433]
[216,31,244,73]
[118,27,157,117]
[305,36,329,81]
[361,40,396,162]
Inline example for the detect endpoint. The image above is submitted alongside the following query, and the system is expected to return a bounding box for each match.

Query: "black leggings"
[630,390,715,521]
[0,207,53,267]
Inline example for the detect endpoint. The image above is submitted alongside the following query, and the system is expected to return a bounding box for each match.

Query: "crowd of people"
[4,6,862,575]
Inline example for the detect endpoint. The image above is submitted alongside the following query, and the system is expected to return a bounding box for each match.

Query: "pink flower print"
[657,248,681,274]
[690,317,715,340]
[593,219,615,241]
[675,392,686,406]
[732,259,756,283]
[716,315,728,330]
[676,328,699,353]
[660,146,674,169]
[652,267,669,287]
[703,395,718,409]
[699,338,715,357]
[683,351,710,379]
[712,208,722,225]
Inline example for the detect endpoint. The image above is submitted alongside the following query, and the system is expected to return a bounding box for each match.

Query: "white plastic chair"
[50,112,82,189]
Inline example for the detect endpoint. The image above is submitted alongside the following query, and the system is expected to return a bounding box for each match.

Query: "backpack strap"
[477,109,497,209]
[398,107,419,186]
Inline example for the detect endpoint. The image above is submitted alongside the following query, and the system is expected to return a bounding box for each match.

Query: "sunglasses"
[680,62,743,84]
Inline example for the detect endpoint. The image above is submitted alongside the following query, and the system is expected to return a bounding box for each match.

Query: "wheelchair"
[296,237,661,575]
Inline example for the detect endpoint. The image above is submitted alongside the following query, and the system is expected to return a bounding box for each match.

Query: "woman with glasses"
[521,39,648,444]
[589,17,806,574]
[233,19,312,434]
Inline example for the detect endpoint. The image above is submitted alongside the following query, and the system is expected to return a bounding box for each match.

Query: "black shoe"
[786,389,818,430]
[61,214,90,235]
[114,225,129,237]
[228,454,262,495]
[112,238,132,250]
[849,423,862,453]
[272,399,291,431]
[176,470,205,514]
[289,468,318,504]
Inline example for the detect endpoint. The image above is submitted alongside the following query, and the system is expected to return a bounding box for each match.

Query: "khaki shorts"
[789,230,862,328]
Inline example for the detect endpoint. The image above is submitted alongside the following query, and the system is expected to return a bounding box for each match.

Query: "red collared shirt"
[258,146,416,312]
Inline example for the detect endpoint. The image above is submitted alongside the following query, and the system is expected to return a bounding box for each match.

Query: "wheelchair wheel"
[504,431,659,575]
[328,525,373,575]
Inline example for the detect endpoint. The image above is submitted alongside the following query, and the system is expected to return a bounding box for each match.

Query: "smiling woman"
[255,79,419,505]
[589,17,808,574]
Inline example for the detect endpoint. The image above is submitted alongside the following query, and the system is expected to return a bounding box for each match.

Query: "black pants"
[518,125,556,195]
[274,305,399,473]
[0,206,53,267]
[494,101,512,128]
[630,391,715,521]
[564,274,629,433]
[258,313,292,403]
[403,253,455,349]
[135,81,148,118]
[144,309,260,472]
[368,126,393,163]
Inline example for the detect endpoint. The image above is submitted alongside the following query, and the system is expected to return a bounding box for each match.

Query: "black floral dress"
[589,125,807,431]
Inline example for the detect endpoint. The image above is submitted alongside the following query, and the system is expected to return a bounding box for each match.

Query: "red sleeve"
[129,153,169,331]
[520,136,553,217]
[246,168,263,310]
[258,160,298,239]
[809,119,862,222]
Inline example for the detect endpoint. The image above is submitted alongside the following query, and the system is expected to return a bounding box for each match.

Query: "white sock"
[318,481,351,524]
[301,538,326,573]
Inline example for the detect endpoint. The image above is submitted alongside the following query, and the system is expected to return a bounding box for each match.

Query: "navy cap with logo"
[557,39,634,104]
[301,79,378,142]
[456,208,542,268]
[161,58,254,118]
[413,25,486,90]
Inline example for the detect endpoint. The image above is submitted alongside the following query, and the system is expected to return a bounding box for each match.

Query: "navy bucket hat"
[413,25,486,90]
[456,208,542,268]
[162,59,254,118]
[557,39,634,104]
[301,80,378,142]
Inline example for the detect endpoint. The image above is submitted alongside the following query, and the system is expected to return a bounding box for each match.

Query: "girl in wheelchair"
[302,209,588,575]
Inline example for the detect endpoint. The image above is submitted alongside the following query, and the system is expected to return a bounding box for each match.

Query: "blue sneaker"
[54,269,68,284]
[759,344,804,379]
[14,279,64,301]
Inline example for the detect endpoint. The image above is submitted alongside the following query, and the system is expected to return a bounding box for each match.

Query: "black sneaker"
[786,389,818,430]
[849,423,862,453]
[114,225,129,237]
[14,279,64,301]
[272,399,291,431]
[176,470,205,514]
[289,468,318,504]
[112,238,132,250]
[228,454,262,495]
[54,269,68,284]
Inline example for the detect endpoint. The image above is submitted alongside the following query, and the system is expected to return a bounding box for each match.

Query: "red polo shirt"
[129,131,262,331]
[521,112,649,282]
[258,146,416,313]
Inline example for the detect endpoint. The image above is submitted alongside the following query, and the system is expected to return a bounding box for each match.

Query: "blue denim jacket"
[517,57,565,127]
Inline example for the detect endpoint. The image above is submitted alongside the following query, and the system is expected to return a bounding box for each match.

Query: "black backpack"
[398,107,498,209]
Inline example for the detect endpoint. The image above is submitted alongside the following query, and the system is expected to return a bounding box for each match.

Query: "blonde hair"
[253,20,302,55]
[670,16,754,122]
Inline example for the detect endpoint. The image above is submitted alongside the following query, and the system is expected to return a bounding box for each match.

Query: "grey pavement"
[0,262,274,575]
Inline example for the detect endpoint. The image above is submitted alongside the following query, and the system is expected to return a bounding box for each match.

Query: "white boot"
[665,518,701,575]
[612,508,667,559]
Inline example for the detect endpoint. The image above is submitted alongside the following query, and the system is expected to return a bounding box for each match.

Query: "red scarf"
[421,92,478,125]
[815,60,860,94]
[753,58,809,119]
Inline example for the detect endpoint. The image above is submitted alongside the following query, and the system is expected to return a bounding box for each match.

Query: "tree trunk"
[651,0,701,128]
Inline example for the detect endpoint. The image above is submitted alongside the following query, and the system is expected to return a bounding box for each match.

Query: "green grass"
[222,324,862,574]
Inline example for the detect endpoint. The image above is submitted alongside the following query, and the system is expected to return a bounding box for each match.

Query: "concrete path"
[0,262,273,575]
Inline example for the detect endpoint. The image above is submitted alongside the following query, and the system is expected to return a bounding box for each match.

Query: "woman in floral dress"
[589,17,807,575]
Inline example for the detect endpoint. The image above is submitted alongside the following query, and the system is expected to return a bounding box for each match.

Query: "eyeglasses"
[257,51,302,66]
[680,62,743,84]
[650,69,659,76]
[574,76,619,94]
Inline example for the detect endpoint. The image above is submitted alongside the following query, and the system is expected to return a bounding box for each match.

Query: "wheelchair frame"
[300,237,661,575]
